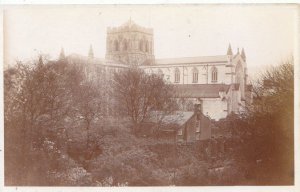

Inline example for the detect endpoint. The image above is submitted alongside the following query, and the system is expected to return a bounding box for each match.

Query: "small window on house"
[196,120,201,132]
[174,68,180,83]
[211,66,218,82]
[178,128,183,135]
[192,67,198,83]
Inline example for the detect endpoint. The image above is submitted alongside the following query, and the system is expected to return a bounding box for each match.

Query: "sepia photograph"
[1,3,298,189]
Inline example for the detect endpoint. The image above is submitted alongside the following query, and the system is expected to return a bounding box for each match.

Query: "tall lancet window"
[145,41,149,52]
[109,40,113,52]
[139,40,144,51]
[175,68,180,83]
[192,67,199,83]
[114,40,119,51]
[123,39,128,51]
[149,41,152,53]
[211,66,218,83]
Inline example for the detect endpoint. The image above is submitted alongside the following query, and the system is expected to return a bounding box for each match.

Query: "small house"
[144,110,211,143]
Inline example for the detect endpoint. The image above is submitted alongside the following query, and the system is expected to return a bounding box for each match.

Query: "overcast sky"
[3,4,297,78]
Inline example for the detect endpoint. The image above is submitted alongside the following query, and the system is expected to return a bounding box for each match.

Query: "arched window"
[139,40,144,51]
[149,41,152,53]
[114,40,119,51]
[192,67,199,83]
[174,68,180,83]
[109,40,113,52]
[211,66,218,82]
[145,41,149,52]
[123,39,128,51]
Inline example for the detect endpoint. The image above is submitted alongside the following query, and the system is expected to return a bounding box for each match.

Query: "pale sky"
[3,4,297,78]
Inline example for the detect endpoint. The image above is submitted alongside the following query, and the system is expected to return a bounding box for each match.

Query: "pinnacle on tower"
[88,45,94,59]
[237,48,240,54]
[38,55,43,65]
[227,43,233,55]
[241,48,246,61]
[59,47,65,60]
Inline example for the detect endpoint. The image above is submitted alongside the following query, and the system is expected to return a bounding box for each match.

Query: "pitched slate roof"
[173,84,231,98]
[146,111,195,127]
[154,55,228,65]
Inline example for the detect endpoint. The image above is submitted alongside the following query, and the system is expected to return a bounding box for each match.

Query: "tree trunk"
[132,122,139,136]
[86,121,90,149]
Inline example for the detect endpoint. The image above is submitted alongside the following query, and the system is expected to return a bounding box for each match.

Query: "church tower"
[105,20,155,65]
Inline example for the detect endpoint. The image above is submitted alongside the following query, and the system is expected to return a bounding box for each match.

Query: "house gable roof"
[146,111,195,127]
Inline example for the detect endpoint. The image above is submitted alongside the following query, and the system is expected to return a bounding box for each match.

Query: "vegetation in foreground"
[4,56,294,186]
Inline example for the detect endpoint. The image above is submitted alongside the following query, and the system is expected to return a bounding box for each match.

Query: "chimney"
[88,45,94,59]
[59,47,65,60]
[194,104,202,120]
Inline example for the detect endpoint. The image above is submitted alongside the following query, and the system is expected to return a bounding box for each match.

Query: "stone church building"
[67,20,253,121]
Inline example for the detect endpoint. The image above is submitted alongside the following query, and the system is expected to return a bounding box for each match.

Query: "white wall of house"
[201,98,228,120]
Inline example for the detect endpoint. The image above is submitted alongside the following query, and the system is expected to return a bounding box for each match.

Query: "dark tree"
[225,59,294,185]
[113,67,176,134]
[4,56,103,185]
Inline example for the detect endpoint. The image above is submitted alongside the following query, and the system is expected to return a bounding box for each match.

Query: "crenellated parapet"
[105,19,155,66]
[107,20,153,35]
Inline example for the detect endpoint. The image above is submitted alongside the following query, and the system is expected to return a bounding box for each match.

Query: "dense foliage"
[4,57,103,185]
[4,57,294,186]
[215,61,294,185]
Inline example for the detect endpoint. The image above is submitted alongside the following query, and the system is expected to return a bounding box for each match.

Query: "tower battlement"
[107,20,153,34]
[105,20,155,65]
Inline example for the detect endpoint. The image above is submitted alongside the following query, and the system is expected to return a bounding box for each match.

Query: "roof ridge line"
[155,55,227,60]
